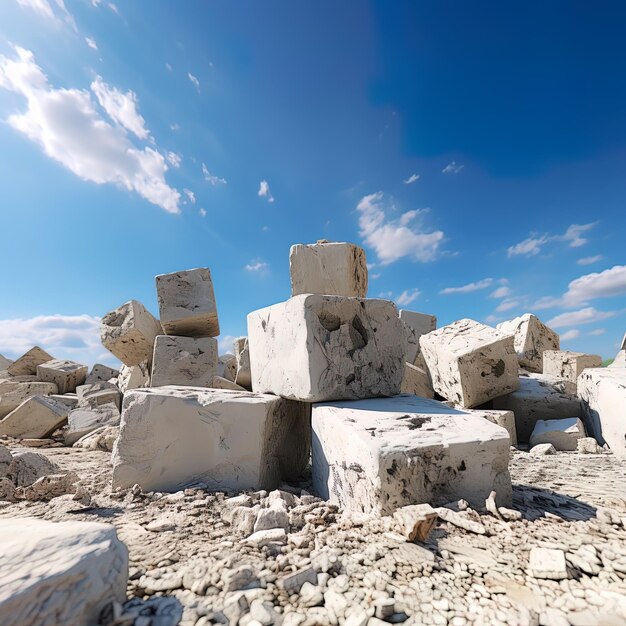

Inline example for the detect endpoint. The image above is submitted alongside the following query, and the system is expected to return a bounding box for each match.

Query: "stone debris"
[528,547,568,580]
[210,375,247,391]
[20,471,79,501]
[73,425,120,451]
[0,395,69,439]
[393,503,437,541]
[150,334,218,387]
[577,436,604,454]
[5,450,60,486]
[76,381,122,410]
[543,349,602,388]
[36,358,88,394]
[529,417,586,451]
[7,346,54,376]
[530,442,557,456]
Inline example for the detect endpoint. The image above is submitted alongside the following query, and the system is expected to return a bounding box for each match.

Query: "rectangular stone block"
[312,394,511,515]
[36,359,88,394]
[472,409,517,446]
[149,335,218,387]
[112,387,311,493]
[529,417,586,451]
[0,396,69,439]
[7,346,54,376]
[66,403,121,446]
[578,368,626,457]
[543,350,602,388]
[400,363,434,399]
[101,300,162,366]
[77,382,122,410]
[117,361,150,393]
[85,363,119,385]
[248,294,405,402]
[289,241,368,298]
[234,336,252,390]
[420,319,519,408]
[156,267,219,337]
[497,313,559,373]
[400,309,436,365]
[0,382,58,418]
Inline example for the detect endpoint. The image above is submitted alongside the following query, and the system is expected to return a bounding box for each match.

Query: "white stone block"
[112,387,311,492]
[7,346,54,376]
[150,335,218,387]
[0,517,128,626]
[311,394,511,515]
[156,267,219,337]
[399,310,436,365]
[496,313,559,373]
[289,241,368,298]
[100,300,162,366]
[117,360,150,393]
[419,319,519,408]
[471,409,517,446]
[85,363,120,385]
[578,368,626,457]
[528,547,567,580]
[400,363,434,398]
[0,381,58,418]
[234,336,252,389]
[529,417,586,451]
[66,404,121,446]
[543,350,602,387]
[248,295,405,402]
[492,374,582,444]
[0,396,69,439]
[36,359,88,394]
[76,382,122,410]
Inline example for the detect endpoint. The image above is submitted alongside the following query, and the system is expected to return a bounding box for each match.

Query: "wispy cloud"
[442,161,464,174]
[561,222,597,248]
[183,188,195,204]
[199,207,207,218]
[496,298,521,313]
[440,278,493,295]
[588,328,606,336]
[165,63,172,72]
[560,329,580,341]
[547,307,616,328]
[244,259,269,272]
[561,265,626,306]
[508,222,597,258]
[188,72,200,92]
[202,163,226,186]
[490,285,511,299]
[507,234,550,258]
[258,180,274,203]
[395,288,421,306]
[17,0,77,31]
[403,173,420,185]
[577,255,604,266]
[217,335,236,354]
[85,37,98,51]
[166,151,182,168]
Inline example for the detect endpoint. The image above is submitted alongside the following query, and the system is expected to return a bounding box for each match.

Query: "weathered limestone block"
[529,417,586,451]
[100,300,162,366]
[156,267,219,337]
[117,361,150,393]
[543,350,602,388]
[469,409,517,446]
[216,353,237,383]
[112,387,311,492]
[419,319,519,408]
[6,451,60,486]
[77,382,122,410]
[7,346,54,376]
[0,396,69,439]
[85,363,120,385]
[312,394,512,515]
[0,381,58,418]
[74,425,119,452]
[289,241,368,298]
[234,336,252,389]
[66,403,121,446]
[36,359,88,394]
[150,335,218,387]
[578,368,626,457]
[248,295,405,402]
[400,363,435,399]
[492,374,582,444]
[400,310,436,365]
[0,518,128,626]
[210,376,247,391]
[496,313,559,373]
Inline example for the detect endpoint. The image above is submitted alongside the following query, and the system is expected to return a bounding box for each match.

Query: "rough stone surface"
[577,436,604,454]
[0,517,128,626]
[216,353,237,382]
[312,394,511,514]
[420,318,519,408]
[156,267,220,337]
[578,367,626,457]
[50,393,78,409]
[530,442,557,456]
[497,313,560,373]
[0,395,69,439]
[0,381,58,418]
[289,241,368,298]
[76,382,122,410]
[543,350,602,387]
[528,547,568,580]
[85,363,120,385]
[529,417,586,451]
[399,309,436,365]
[117,361,150,393]
[6,451,60,486]
[150,335,218,387]
[66,404,121,446]
[210,376,247,391]
[112,387,311,492]
[234,336,252,389]
[36,358,88,394]
[7,346,54,376]
[248,294,406,402]
[472,409,517,446]
[400,363,435,398]
[74,425,120,452]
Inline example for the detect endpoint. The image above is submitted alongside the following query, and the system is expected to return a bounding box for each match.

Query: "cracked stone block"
[36,359,88,394]
[150,335,218,388]
[66,403,121,446]
[419,319,519,409]
[400,363,435,398]
[85,363,120,385]
[496,313,560,373]
[101,300,162,366]
[117,361,150,393]
[7,346,54,376]
[312,394,512,515]
[112,387,311,492]
[400,310,437,366]
[234,336,252,390]
[578,368,626,457]
[543,350,602,388]
[492,374,582,444]
[77,382,122,410]
[529,417,586,451]
[248,294,405,402]
[0,395,69,439]
[156,267,219,337]
[289,241,368,298]
[0,517,128,626]
[0,381,58,419]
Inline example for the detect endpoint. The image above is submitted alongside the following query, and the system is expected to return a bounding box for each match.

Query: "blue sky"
[0,0,624,366]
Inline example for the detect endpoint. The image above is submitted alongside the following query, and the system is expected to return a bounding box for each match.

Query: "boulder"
[543,350,602,388]
[0,395,69,439]
[399,309,436,365]
[112,387,311,493]
[248,294,405,402]
[85,363,120,385]
[117,360,150,393]
[156,267,220,337]
[311,394,511,515]
[234,336,252,389]
[529,417,586,451]
[419,319,519,408]
[0,518,128,626]
[7,346,54,376]
[65,403,121,446]
[6,451,60,487]
[76,382,121,410]
[0,382,58,418]
[36,359,88,394]
[289,241,368,298]
[400,363,435,398]
[530,443,556,456]
[150,335,218,387]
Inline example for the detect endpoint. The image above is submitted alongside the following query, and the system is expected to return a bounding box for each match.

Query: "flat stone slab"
[248,294,405,402]
[311,394,511,515]
[150,335,218,387]
[112,387,311,493]
[543,350,602,388]
[0,381,58,419]
[0,517,128,626]
[0,395,69,439]
[529,417,586,451]
[36,359,88,394]
[7,346,53,376]
[400,309,436,365]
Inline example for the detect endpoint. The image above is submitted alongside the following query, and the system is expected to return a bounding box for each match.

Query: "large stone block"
[0,518,128,626]
[312,394,511,515]
[66,404,121,446]
[578,368,626,457]
[156,267,220,337]
[0,396,69,439]
[234,336,252,389]
[36,359,88,394]
[419,319,519,408]
[0,381,58,418]
[117,360,150,393]
[7,346,54,376]
[112,387,311,492]
[100,300,162,366]
[543,350,602,388]
[248,295,405,402]
[496,313,559,373]
[492,374,582,444]
[150,335,218,387]
[529,417,586,451]
[77,382,122,410]
[85,363,120,385]
[400,363,435,398]
[400,309,437,365]
[289,241,368,298]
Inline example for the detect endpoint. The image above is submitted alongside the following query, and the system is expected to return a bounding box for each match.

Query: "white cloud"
[202,163,226,186]
[442,161,464,174]
[560,329,580,341]
[183,188,195,204]
[588,328,606,336]
[108,2,119,15]
[496,298,520,313]
[356,192,444,265]
[165,63,172,72]
[85,37,98,51]
[547,307,616,329]
[17,0,77,31]
[577,255,604,266]
[261,225,270,232]
[378,291,393,299]
[199,207,207,218]
[370,273,381,280]
[396,288,420,306]
[562,265,626,306]
[507,234,550,258]
[490,285,511,299]
[440,278,493,295]
[561,222,596,248]
[166,151,182,168]
[485,314,499,324]
[188,72,200,92]
[244,259,269,272]
[508,223,598,258]
[258,180,274,203]
[0,47,180,214]
[403,173,420,185]
[217,335,236,354]
[170,123,180,132]
[531,295,562,310]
